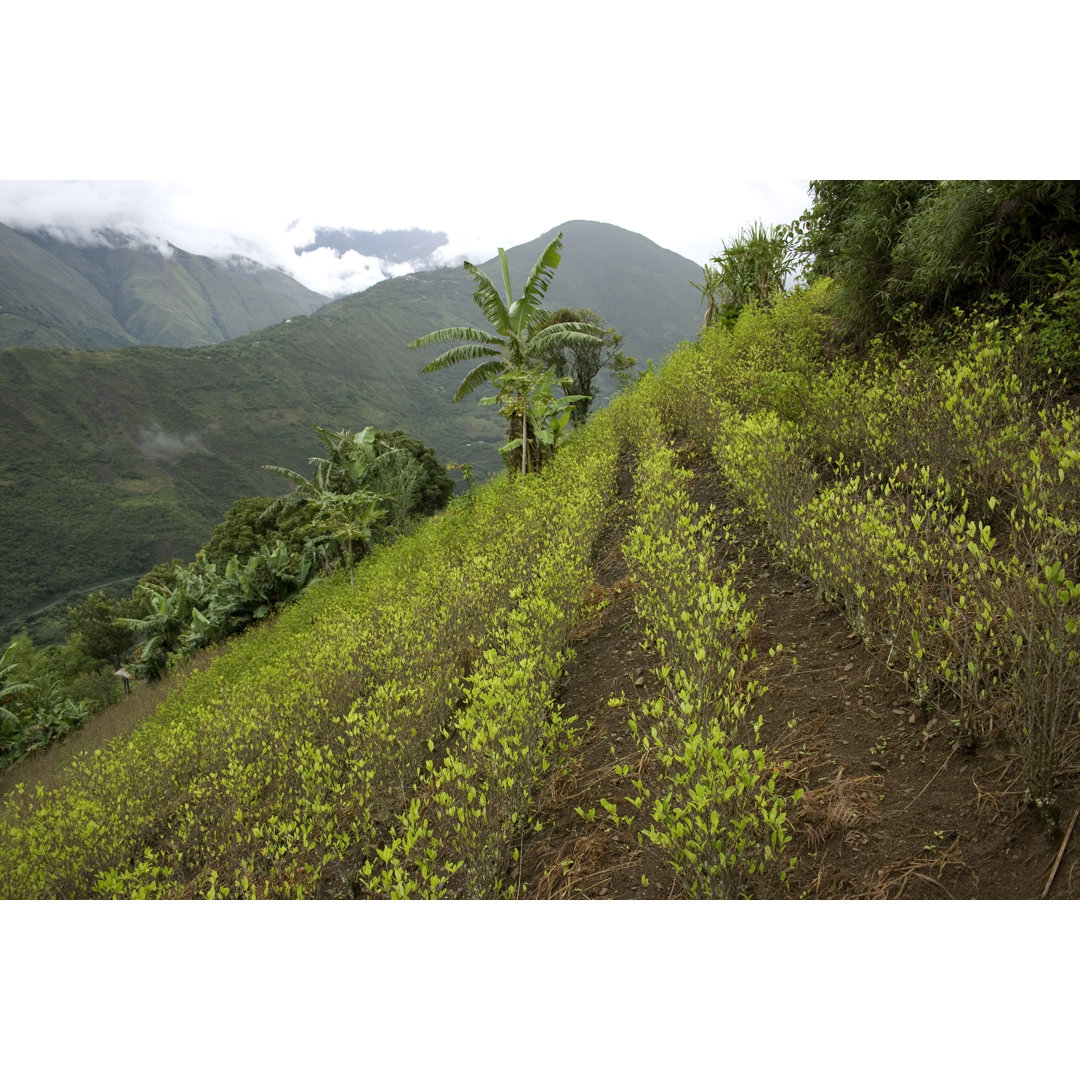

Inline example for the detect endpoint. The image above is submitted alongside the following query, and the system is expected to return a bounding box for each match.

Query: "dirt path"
[517,448,1080,899]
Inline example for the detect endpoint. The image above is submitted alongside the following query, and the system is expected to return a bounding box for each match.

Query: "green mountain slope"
[0,224,136,349]
[0,220,702,627]
[0,225,329,349]
[498,221,705,360]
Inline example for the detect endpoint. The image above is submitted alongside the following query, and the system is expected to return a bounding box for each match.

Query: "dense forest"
[2,180,1079,898]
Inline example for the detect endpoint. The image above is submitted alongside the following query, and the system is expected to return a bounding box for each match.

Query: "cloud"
[0,178,814,299]
[134,422,207,463]
[290,246,413,296]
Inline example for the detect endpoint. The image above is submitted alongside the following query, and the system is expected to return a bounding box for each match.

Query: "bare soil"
[516,447,1080,900]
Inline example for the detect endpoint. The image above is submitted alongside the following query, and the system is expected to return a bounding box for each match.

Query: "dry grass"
[570,576,634,643]
[794,767,883,849]
[861,836,976,899]
[529,832,615,899]
[969,754,1026,826]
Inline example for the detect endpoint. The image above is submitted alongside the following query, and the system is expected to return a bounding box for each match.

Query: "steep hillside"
[0,225,329,349]
[0,221,702,627]
[6,278,1077,902]
[0,224,135,349]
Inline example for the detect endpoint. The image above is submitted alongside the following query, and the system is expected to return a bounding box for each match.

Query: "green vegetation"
[0,220,700,629]
[0,411,625,897]
[0,420,454,761]
[535,307,635,424]
[796,180,1080,343]
[3,191,1078,897]
[660,283,1080,834]
[693,220,798,331]
[0,632,108,769]
[0,223,327,350]
[409,233,604,473]
[619,442,799,897]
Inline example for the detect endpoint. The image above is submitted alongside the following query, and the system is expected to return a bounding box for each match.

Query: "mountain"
[494,221,704,366]
[0,220,703,629]
[297,226,449,266]
[0,224,329,350]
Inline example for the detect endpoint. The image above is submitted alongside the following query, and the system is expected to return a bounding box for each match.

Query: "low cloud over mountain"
[0,182,493,297]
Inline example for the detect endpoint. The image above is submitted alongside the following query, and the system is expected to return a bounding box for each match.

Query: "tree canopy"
[797,180,1080,340]
[534,308,634,424]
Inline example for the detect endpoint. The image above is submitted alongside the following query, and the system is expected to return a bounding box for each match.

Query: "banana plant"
[408,233,603,471]
[0,665,90,768]
[263,425,413,556]
[118,579,197,680]
[481,367,587,474]
[183,540,323,652]
[0,644,31,731]
[309,492,385,586]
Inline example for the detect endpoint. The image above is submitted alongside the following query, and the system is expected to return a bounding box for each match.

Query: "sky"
[6,2,1074,297]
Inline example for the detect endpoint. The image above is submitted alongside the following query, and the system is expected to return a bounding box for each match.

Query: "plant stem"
[1041,805,1080,898]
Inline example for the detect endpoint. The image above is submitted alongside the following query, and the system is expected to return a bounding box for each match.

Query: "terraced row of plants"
[0,408,626,898]
[613,439,799,897]
[646,281,1080,836]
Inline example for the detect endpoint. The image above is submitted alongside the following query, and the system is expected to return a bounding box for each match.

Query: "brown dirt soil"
[516,447,1080,900]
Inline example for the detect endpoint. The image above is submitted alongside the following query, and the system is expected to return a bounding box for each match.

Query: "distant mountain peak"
[24,223,175,256]
[296,226,450,266]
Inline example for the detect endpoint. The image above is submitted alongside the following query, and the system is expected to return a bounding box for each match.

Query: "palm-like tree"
[408,233,603,402]
[690,264,724,329]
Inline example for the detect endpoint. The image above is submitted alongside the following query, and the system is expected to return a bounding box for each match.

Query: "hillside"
[0,224,328,350]
[3,275,1077,901]
[0,224,134,349]
[0,220,702,627]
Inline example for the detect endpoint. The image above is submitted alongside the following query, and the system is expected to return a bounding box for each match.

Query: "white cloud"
[0,177,813,296]
[135,423,207,463]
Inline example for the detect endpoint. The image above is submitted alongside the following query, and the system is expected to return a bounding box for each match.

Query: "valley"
[0,220,702,630]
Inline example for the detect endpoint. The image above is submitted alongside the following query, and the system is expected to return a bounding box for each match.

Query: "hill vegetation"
[0,224,328,350]
[0,220,701,629]
[2,183,1079,899]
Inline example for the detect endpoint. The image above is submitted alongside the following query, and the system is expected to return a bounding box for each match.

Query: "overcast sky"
[4,2,1074,296]
[0,177,811,296]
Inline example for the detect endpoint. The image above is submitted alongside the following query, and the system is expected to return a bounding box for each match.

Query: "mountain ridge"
[0,223,329,350]
[0,220,703,630]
